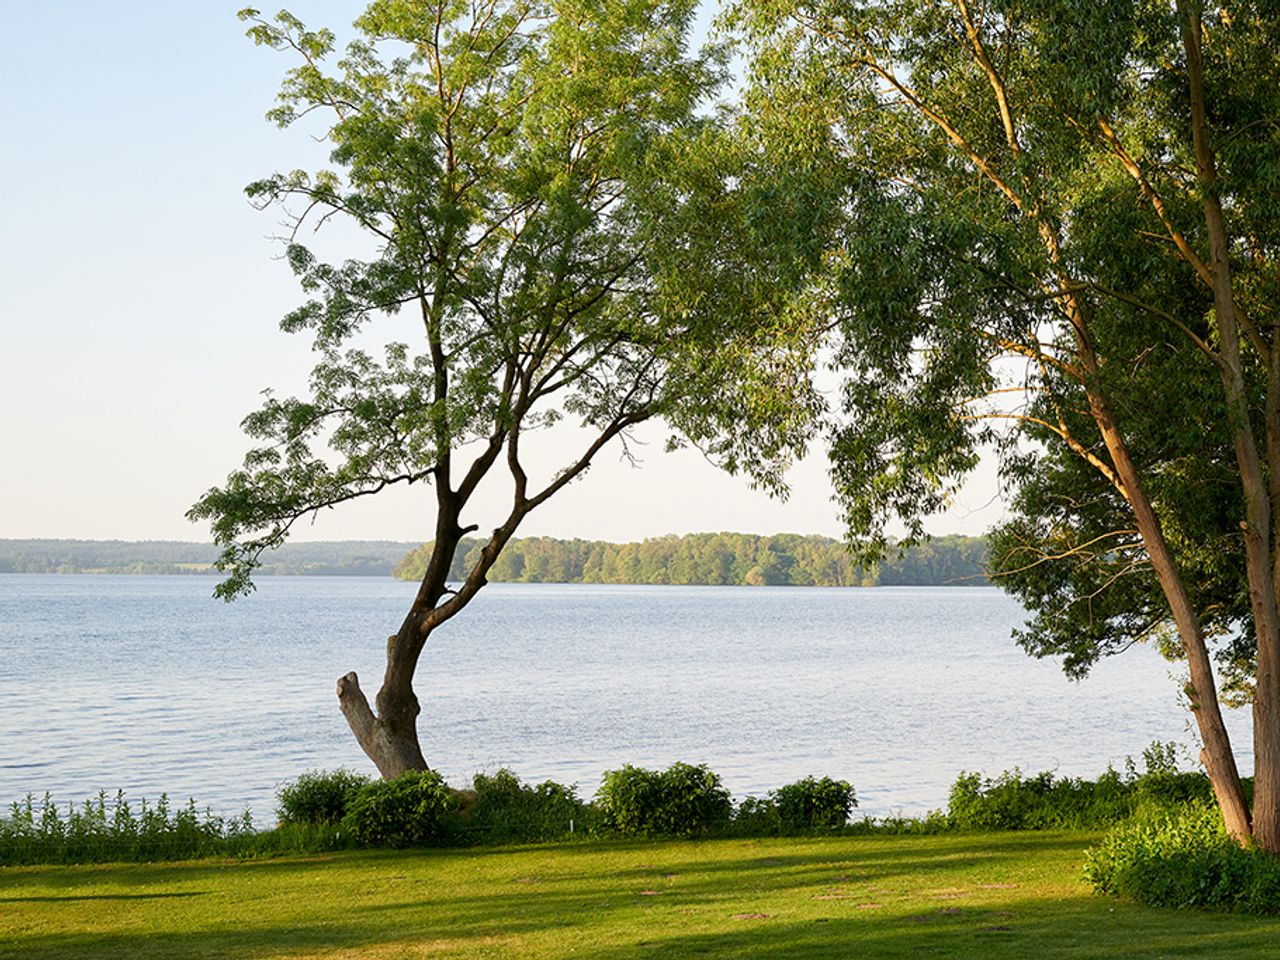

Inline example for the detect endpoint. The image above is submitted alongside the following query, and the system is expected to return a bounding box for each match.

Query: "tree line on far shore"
[393,533,987,588]
[0,540,414,577]
[0,535,986,586]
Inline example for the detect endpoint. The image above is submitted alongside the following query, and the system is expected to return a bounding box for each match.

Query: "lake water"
[0,575,1254,821]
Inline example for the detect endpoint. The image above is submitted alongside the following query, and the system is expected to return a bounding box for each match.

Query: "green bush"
[341,770,455,847]
[945,749,1210,832]
[948,770,1064,830]
[276,769,370,826]
[843,810,953,835]
[730,795,783,835]
[596,763,732,836]
[456,769,595,844]
[774,776,857,829]
[1084,802,1280,913]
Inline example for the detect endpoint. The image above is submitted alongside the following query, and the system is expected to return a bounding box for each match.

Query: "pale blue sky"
[0,2,1000,543]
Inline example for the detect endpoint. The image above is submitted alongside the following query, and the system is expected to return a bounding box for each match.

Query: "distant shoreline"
[0,534,988,588]
[0,539,414,579]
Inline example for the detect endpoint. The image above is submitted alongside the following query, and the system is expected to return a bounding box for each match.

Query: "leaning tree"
[734,0,1280,847]
[190,0,830,777]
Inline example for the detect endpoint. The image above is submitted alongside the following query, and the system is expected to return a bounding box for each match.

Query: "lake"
[0,575,1253,821]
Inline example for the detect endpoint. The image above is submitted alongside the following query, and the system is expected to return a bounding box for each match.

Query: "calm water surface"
[0,575,1253,819]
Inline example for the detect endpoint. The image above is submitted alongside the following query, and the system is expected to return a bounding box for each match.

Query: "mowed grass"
[3,832,1279,959]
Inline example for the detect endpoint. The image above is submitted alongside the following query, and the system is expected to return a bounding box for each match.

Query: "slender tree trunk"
[1052,257,1250,837]
[1039,215,1253,838]
[1083,385,1253,841]
[1179,0,1280,851]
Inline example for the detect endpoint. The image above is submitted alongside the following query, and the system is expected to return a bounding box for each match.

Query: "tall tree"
[190,0,827,777]
[734,0,1280,846]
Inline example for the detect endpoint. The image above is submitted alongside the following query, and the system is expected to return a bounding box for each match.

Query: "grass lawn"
[2,831,1278,959]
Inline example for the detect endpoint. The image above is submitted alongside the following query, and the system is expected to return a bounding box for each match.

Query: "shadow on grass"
[552,905,1280,960]
[4,834,1279,960]
[8,890,1280,960]
[0,892,206,903]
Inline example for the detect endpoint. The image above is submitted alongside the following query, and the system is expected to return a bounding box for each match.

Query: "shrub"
[731,796,782,835]
[456,769,595,844]
[1084,802,1280,913]
[341,770,455,847]
[774,776,857,829]
[844,810,953,836]
[276,769,370,826]
[596,765,661,836]
[946,761,1202,832]
[597,763,732,836]
[948,769,1064,830]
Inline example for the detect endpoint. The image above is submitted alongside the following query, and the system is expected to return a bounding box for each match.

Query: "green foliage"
[394,532,988,587]
[453,769,597,845]
[0,792,254,866]
[946,770,1117,831]
[276,769,371,826]
[728,795,784,835]
[773,776,857,829]
[1085,803,1280,914]
[946,747,1214,832]
[341,770,456,848]
[225,821,349,857]
[730,0,1280,708]
[4,752,1229,866]
[730,776,858,835]
[841,811,955,836]
[192,0,828,601]
[596,763,732,836]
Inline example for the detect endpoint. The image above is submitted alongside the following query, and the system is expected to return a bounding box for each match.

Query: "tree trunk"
[1038,227,1253,839]
[336,663,427,779]
[1087,390,1254,842]
[332,482,532,778]
[335,515,462,779]
[1178,0,1280,851]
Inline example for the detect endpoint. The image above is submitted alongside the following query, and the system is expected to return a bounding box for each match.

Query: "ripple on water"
[0,575,1252,819]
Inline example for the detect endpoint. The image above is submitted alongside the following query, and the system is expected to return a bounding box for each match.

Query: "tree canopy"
[733,0,1280,846]
[189,0,829,777]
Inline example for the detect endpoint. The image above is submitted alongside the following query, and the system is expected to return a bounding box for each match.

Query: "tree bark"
[1056,273,1252,840]
[1090,396,1253,841]
[1034,204,1252,839]
[335,490,469,779]
[337,668,426,779]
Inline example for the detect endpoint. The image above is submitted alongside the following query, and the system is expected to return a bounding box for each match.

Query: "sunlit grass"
[3,831,1277,959]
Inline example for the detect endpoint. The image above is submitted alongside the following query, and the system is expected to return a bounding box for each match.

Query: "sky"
[0,2,1003,545]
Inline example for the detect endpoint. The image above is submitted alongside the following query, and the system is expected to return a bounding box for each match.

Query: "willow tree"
[735,0,1280,847]
[190,0,827,777]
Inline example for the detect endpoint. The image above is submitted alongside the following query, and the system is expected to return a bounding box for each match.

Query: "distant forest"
[1,535,987,586]
[0,540,415,576]
[394,533,988,587]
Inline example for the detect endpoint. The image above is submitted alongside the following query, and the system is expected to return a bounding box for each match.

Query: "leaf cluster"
[730,0,1280,682]
[194,0,832,597]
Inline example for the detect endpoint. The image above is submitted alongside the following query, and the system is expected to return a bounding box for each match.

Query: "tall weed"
[0,791,253,866]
